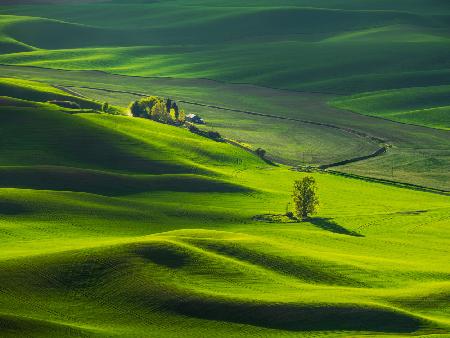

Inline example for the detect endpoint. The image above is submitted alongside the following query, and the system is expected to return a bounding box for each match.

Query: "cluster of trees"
[129,96,185,125]
[129,96,224,141]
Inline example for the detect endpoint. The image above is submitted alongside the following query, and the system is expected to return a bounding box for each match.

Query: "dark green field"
[0,1,449,337]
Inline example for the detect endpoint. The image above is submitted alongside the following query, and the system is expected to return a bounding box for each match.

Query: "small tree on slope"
[292,176,319,220]
[102,102,110,113]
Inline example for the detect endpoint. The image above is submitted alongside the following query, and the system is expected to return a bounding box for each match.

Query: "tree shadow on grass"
[309,218,364,237]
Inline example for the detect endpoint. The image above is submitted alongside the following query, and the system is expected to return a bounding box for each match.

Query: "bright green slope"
[0,77,104,110]
[0,78,450,337]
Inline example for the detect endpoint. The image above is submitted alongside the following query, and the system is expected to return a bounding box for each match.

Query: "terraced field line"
[52,85,89,99]
[318,146,388,169]
[319,170,450,195]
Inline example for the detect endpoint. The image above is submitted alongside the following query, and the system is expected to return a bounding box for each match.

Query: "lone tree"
[102,102,109,113]
[292,176,319,220]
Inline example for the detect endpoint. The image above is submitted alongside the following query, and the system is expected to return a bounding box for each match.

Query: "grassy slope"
[0,77,105,110]
[331,85,450,130]
[0,83,449,337]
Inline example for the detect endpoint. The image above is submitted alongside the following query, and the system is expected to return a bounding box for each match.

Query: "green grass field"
[0,1,449,337]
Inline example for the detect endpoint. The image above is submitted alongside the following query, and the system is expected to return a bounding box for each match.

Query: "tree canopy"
[129,96,185,124]
[292,176,319,219]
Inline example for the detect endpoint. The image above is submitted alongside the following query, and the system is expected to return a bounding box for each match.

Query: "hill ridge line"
[0,64,344,95]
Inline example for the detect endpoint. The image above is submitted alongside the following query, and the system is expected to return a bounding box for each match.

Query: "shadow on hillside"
[0,313,92,337]
[309,218,364,237]
[0,166,250,196]
[0,201,29,215]
[188,239,363,287]
[167,298,423,333]
[134,243,189,269]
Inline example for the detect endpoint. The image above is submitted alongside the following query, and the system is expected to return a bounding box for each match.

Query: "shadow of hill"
[167,297,424,333]
[0,166,249,196]
[0,200,29,215]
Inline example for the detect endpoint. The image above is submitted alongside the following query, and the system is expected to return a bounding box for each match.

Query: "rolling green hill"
[0,2,449,337]
[0,2,450,92]
[0,79,449,337]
